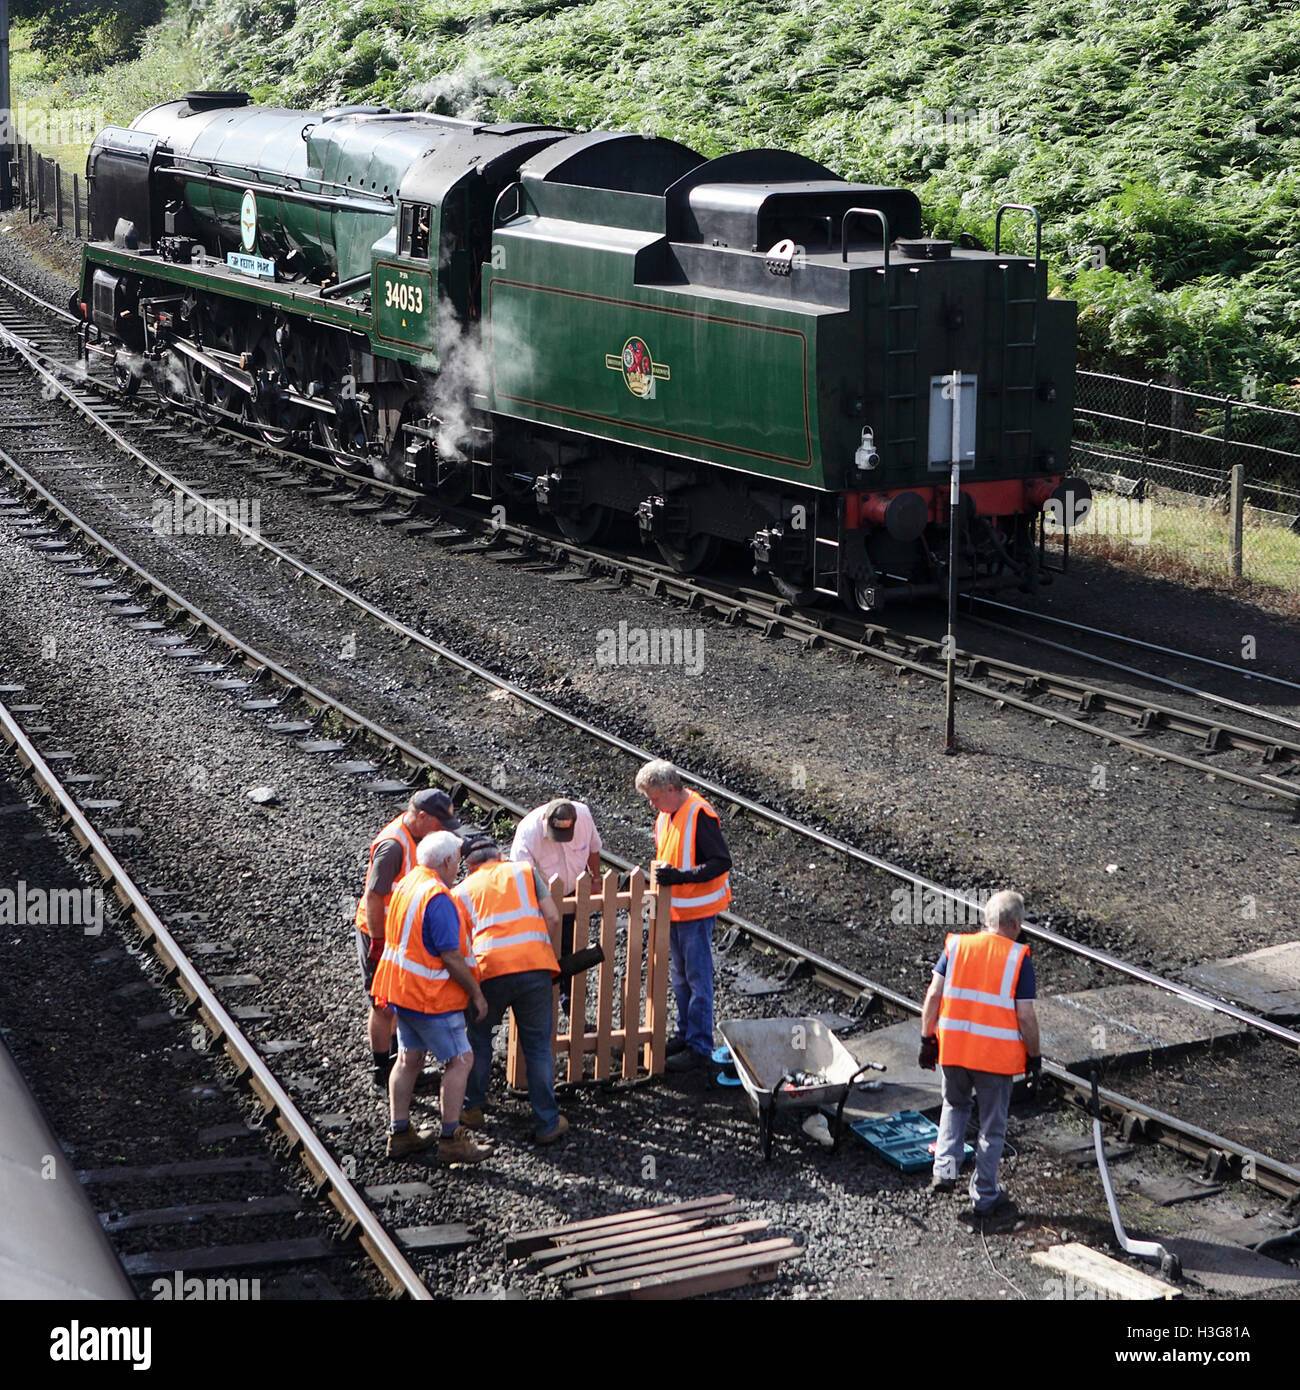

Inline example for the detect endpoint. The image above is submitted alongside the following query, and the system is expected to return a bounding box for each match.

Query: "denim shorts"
[392,1006,469,1061]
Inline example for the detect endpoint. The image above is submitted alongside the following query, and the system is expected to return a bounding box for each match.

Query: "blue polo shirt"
[422,892,463,957]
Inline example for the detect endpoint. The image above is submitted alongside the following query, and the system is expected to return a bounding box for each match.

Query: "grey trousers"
[933,1065,1013,1210]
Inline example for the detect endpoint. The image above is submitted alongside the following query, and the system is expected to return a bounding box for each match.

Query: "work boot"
[665,1036,689,1057]
[665,1048,706,1074]
[371,1059,394,1092]
[535,1114,570,1145]
[928,1175,956,1194]
[438,1125,491,1165]
[459,1106,486,1130]
[386,1124,437,1159]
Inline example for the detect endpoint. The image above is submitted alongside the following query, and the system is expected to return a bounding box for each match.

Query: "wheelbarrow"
[718,1017,885,1160]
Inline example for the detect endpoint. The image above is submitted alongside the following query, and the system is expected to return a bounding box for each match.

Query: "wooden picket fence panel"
[507,867,671,1086]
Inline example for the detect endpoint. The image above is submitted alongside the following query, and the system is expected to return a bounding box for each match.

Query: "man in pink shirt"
[510,799,602,1012]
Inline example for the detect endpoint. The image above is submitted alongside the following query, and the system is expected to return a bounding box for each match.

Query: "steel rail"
[5,454,1299,1207]
[965,613,1300,738]
[968,596,1300,696]
[5,325,1300,1047]
[0,693,432,1299]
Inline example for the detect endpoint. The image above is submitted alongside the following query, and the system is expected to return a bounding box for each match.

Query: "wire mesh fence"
[5,131,88,237]
[1069,371,1300,597]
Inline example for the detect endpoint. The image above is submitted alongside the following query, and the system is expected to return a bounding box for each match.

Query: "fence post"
[72,172,81,238]
[54,162,62,229]
[25,142,31,222]
[1229,463,1244,580]
[36,154,43,219]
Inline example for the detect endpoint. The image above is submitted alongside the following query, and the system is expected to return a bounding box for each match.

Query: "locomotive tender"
[77,91,1087,607]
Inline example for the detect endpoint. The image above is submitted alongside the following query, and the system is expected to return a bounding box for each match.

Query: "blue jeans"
[933,1065,1013,1210]
[669,917,715,1057]
[465,970,558,1134]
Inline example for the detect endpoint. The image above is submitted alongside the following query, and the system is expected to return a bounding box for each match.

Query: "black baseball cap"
[411,788,461,829]
[545,800,577,842]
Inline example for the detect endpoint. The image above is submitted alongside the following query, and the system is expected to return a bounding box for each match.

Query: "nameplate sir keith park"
[226,251,276,279]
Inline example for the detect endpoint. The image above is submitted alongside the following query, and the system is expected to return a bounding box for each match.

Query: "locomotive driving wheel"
[249,321,312,445]
[655,533,720,573]
[201,322,245,423]
[556,504,613,546]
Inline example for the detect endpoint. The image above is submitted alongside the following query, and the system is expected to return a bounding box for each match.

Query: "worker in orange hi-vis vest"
[453,834,568,1144]
[918,889,1042,1216]
[354,789,461,1091]
[372,830,490,1164]
[634,759,732,1075]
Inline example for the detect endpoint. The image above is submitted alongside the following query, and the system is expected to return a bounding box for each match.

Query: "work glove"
[652,865,685,885]
[918,1034,939,1071]
[368,935,385,965]
[1024,1054,1042,1095]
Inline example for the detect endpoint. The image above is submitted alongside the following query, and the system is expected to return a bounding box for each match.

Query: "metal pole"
[54,161,62,229]
[1229,463,1244,581]
[72,171,80,238]
[943,368,962,754]
[0,0,12,212]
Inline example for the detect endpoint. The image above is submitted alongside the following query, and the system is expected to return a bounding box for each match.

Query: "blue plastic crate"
[849,1110,972,1173]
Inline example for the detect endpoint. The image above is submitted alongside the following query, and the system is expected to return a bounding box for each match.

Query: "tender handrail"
[839,206,891,274]
[994,203,1042,262]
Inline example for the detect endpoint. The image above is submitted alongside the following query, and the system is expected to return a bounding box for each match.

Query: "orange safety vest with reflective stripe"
[354,815,419,940]
[371,866,477,1015]
[936,930,1029,1075]
[655,790,732,923]
[453,860,559,982]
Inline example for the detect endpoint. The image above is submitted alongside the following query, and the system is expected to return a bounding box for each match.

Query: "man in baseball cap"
[409,788,461,831]
[354,788,462,1088]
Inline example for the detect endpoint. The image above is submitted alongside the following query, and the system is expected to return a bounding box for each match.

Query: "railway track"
[3,373,1300,1053]
[0,693,431,1299]
[4,267,1300,1208]
[2,294,1299,1034]
[3,269,1298,817]
[3,417,1300,1218]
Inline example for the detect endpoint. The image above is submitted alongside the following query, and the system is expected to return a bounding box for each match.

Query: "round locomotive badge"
[239,190,258,252]
[604,336,671,399]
